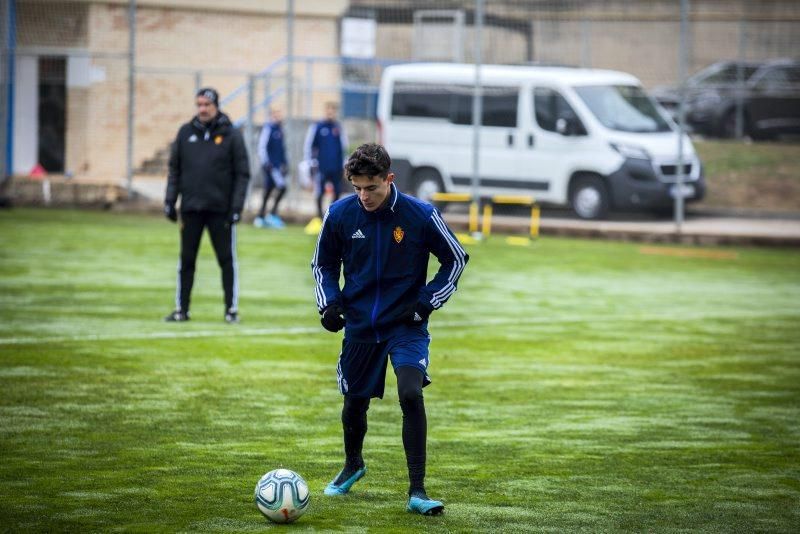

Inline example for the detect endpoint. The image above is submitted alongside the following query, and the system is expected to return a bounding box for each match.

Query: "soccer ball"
[254,468,310,523]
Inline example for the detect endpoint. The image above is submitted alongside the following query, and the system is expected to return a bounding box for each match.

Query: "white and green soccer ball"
[254,468,310,523]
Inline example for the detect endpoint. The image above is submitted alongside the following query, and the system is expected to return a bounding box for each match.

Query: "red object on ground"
[29,163,47,179]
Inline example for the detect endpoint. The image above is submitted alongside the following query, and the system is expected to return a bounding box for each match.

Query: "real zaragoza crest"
[393,226,404,243]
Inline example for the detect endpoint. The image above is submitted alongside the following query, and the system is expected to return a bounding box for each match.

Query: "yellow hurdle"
[468,202,479,234]
[530,204,541,238]
[429,192,540,241]
[431,192,480,235]
[482,194,540,241]
[482,204,493,236]
[431,192,472,202]
[491,195,535,205]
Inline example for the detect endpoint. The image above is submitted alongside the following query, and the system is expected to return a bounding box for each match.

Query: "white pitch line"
[0,310,797,346]
[0,325,320,346]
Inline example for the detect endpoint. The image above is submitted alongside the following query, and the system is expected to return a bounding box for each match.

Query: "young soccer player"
[255,107,288,229]
[303,102,349,224]
[311,143,468,515]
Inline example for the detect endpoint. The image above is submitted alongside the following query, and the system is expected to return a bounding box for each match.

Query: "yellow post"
[469,202,479,234]
[530,204,540,238]
[482,203,493,236]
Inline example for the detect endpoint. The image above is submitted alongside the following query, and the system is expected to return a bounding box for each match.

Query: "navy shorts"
[316,170,343,197]
[264,166,287,189]
[336,331,432,399]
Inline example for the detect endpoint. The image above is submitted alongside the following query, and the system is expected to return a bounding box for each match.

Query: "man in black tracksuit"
[163,87,250,323]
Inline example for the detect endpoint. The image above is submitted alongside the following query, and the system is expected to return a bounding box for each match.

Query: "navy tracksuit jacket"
[303,119,348,174]
[257,121,287,169]
[312,183,468,343]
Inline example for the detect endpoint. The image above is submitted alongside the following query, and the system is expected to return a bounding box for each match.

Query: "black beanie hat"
[196,87,219,106]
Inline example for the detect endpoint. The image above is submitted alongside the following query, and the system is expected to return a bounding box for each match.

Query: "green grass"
[694,140,800,211]
[1,208,799,532]
[695,139,800,177]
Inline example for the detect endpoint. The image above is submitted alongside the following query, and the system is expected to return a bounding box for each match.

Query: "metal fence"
[0,0,798,218]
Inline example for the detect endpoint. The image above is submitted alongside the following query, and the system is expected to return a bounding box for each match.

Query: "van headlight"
[610,142,650,160]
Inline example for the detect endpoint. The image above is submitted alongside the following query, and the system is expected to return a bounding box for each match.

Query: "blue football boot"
[268,214,286,229]
[407,492,444,516]
[323,466,366,496]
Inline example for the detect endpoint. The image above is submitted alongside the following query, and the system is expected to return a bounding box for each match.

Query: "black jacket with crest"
[165,112,250,214]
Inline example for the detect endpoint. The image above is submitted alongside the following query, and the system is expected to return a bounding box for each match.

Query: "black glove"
[164,203,177,222]
[320,304,346,332]
[280,163,288,175]
[228,212,241,225]
[402,302,432,326]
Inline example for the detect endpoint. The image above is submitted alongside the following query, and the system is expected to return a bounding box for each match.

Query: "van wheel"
[411,168,444,205]
[570,175,609,220]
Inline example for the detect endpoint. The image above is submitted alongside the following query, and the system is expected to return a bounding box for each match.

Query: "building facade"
[10,0,347,180]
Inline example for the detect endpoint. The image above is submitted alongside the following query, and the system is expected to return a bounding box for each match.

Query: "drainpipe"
[4,0,17,180]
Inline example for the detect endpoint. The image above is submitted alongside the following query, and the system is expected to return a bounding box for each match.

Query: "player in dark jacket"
[255,107,288,229]
[311,143,468,516]
[304,102,349,221]
[164,87,250,323]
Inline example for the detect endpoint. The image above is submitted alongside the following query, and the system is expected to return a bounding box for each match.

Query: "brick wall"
[77,3,344,181]
[13,0,344,181]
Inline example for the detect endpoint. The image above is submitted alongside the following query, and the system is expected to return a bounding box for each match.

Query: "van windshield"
[574,85,672,133]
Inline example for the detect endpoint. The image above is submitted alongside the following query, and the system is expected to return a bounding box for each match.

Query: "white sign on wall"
[67,56,107,87]
[341,17,376,58]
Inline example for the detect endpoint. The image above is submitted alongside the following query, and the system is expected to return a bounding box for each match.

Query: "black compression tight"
[396,366,427,494]
[338,366,427,494]
[258,185,286,217]
[341,395,370,468]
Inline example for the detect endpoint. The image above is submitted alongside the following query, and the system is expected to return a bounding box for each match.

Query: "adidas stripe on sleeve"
[423,210,468,310]
[311,210,343,311]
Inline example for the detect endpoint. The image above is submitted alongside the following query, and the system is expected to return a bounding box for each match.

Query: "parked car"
[378,63,705,220]
[653,59,800,139]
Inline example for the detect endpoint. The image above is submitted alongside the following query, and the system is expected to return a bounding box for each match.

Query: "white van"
[377,63,705,219]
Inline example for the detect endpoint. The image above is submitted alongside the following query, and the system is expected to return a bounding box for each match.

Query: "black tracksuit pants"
[175,211,238,313]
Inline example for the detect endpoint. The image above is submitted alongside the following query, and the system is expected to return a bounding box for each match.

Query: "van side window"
[391,83,451,120]
[452,86,519,127]
[392,82,518,127]
[534,87,585,134]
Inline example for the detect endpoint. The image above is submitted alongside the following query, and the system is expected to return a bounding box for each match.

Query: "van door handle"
[528,134,535,147]
[507,133,514,147]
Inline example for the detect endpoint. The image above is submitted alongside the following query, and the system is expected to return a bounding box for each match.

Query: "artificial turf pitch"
[0,208,798,532]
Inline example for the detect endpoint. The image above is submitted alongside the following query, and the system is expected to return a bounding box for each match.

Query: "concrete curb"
[442,213,800,247]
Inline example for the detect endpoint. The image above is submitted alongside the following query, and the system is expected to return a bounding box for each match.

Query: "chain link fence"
[347,1,799,134]
[0,0,798,216]
[0,1,345,190]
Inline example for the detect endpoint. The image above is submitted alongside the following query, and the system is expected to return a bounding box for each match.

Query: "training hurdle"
[431,192,540,245]
[430,192,481,243]
[482,195,540,245]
